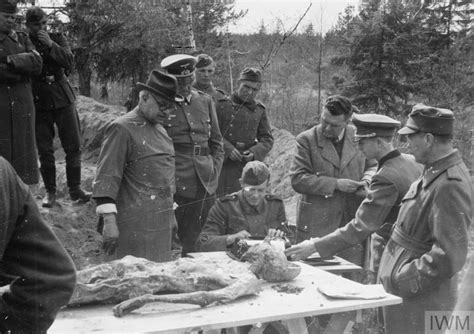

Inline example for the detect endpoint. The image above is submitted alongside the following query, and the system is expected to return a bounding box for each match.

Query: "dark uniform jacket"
[196,191,286,251]
[193,82,226,102]
[165,89,224,198]
[315,151,423,264]
[216,93,273,194]
[0,30,42,184]
[30,32,75,111]
[290,124,376,265]
[93,109,175,262]
[0,157,76,333]
[378,150,472,334]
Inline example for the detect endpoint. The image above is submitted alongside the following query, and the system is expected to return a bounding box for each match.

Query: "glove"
[101,213,119,255]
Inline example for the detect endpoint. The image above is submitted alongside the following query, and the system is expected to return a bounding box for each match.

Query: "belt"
[232,141,256,151]
[390,225,432,254]
[174,145,209,156]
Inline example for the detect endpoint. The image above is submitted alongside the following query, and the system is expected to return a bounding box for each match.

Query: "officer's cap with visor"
[160,54,197,78]
[241,161,270,186]
[353,113,401,141]
[398,104,454,136]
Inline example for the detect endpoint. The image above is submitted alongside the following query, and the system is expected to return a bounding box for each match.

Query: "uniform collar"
[422,150,462,188]
[237,190,265,214]
[0,30,17,42]
[378,150,401,170]
[231,93,257,111]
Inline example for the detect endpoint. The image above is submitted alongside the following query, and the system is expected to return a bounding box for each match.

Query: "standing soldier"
[378,105,472,334]
[26,6,91,207]
[0,0,42,185]
[216,67,273,196]
[193,53,226,101]
[161,54,224,256]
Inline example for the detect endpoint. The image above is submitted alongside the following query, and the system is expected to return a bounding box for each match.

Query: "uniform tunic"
[315,151,423,272]
[216,93,273,195]
[0,157,76,333]
[196,191,286,251]
[378,150,472,334]
[193,82,226,102]
[0,30,42,184]
[290,124,376,265]
[93,109,175,262]
[30,32,82,190]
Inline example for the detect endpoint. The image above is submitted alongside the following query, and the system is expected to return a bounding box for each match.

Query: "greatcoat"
[290,124,376,265]
[0,30,42,184]
[378,150,472,334]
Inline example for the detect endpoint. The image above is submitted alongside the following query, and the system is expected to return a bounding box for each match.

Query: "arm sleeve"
[195,201,229,252]
[290,134,338,196]
[316,176,399,258]
[393,180,471,298]
[0,160,76,332]
[8,35,42,76]
[48,34,74,72]
[248,110,273,161]
[208,99,224,176]
[92,123,129,201]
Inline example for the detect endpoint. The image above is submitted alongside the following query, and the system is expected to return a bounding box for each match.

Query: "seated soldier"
[196,161,286,252]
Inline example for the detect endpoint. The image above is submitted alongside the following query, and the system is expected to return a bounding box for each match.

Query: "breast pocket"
[227,215,247,234]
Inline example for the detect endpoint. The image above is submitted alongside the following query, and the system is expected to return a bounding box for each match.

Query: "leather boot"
[67,166,92,203]
[42,191,56,208]
[40,166,56,194]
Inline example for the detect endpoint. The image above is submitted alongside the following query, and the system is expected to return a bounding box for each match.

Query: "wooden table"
[50,258,401,334]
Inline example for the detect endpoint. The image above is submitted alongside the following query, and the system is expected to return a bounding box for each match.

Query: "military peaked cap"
[160,54,197,77]
[195,54,214,68]
[353,113,401,140]
[398,104,454,135]
[239,67,262,83]
[241,161,270,185]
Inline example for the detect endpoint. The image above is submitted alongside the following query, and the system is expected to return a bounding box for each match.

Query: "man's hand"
[37,30,53,48]
[226,230,251,246]
[242,150,254,162]
[284,238,318,261]
[267,228,285,238]
[229,148,243,162]
[102,213,119,255]
[336,179,366,193]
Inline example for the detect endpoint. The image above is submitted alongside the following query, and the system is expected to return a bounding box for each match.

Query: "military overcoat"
[0,30,42,184]
[378,150,472,334]
[290,124,376,265]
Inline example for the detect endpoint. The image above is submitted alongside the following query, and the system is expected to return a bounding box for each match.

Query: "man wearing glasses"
[26,6,90,207]
[290,95,376,267]
[92,70,183,262]
[0,0,42,185]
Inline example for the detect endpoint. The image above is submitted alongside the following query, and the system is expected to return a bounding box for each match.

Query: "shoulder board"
[195,89,208,96]
[446,166,463,181]
[219,194,238,202]
[217,95,231,102]
[216,88,228,96]
[265,194,282,201]
[16,31,27,37]
[256,101,266,109]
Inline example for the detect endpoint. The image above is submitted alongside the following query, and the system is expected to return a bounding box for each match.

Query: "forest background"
[20,0,473,165]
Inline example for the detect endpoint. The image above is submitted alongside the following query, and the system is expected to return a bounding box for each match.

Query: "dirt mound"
[34,96,299,269]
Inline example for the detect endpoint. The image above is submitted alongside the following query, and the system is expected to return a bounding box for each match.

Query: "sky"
[229,0,360,34]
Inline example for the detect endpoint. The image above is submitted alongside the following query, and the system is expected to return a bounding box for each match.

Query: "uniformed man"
[161,54,224,256]
[26,6,91,207]
[0,157,76,333]
[93,70,182,262]
[378,105,472,334]
[0,0,42,185]
[216,67,273,196]
[196,161,286,252]
[290,95,377,267]
[286,114,423,275]
[193,53,227,101]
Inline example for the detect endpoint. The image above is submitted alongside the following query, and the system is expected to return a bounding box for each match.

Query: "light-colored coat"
[290,124,376,265]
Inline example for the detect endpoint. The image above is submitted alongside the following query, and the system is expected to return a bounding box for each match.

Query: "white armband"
[96,203,118,215]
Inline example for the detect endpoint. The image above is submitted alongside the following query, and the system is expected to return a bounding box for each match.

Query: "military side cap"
[353,113,401,141]
[325,95,353,116]
[0,0,18,14]
[241,161,270,185]
[398,104,454,135]
[26,6,47,23]
[137,70,184,103]
[160,54,197,77]
[195,54,214,68]
[239,67,262,83]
